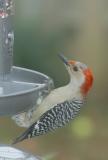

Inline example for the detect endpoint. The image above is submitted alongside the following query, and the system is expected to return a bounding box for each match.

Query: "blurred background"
[0,0,108,159]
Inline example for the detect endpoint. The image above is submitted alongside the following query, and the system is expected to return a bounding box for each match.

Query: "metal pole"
[0,0,14,79]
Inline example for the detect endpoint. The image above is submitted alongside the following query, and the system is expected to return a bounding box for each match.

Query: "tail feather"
[12,127,32,145]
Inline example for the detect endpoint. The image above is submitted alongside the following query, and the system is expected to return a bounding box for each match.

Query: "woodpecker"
[13,53,93,144]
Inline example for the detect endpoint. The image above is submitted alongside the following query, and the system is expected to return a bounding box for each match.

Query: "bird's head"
[59,54,93,95]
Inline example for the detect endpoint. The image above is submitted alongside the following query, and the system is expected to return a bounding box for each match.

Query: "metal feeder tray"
[0,0,54,116]
[0,66,53,116]
[0,144,42,160]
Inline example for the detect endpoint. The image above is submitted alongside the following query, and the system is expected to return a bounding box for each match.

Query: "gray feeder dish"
[0,1,54,116]
[0,66,54,116]
[0,145,42,160]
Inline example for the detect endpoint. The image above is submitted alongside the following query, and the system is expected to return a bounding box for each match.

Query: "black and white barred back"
[13,99,84,144]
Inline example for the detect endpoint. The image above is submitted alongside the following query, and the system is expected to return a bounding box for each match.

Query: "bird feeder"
[0,0,54,116]
[0,0,54,158]
[0,145,42,160]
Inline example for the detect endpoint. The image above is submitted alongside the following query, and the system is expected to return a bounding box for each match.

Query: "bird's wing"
[12,99,84,144]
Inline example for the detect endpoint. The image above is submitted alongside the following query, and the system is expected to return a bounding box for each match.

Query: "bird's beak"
[58,53,69,66]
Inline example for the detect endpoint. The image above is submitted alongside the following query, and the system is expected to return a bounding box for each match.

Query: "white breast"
[32,81,83,122]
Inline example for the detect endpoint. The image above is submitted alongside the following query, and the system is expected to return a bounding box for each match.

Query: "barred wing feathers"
[12,99,84,144]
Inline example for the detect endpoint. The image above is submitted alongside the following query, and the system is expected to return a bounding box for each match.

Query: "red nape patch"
[81,68,93,95]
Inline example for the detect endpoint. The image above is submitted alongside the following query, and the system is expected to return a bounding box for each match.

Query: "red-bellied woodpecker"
[13,54,93,144]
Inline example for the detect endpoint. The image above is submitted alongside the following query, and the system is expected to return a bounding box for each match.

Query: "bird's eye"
[73,66,78,72]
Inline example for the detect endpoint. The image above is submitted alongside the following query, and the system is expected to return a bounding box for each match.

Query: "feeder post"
[0,0,14,79]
